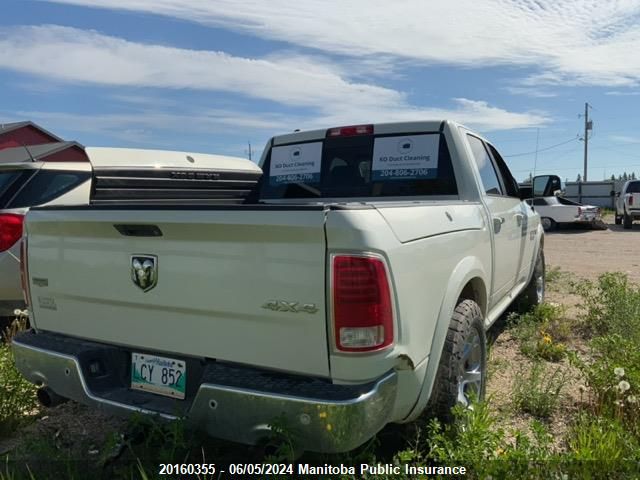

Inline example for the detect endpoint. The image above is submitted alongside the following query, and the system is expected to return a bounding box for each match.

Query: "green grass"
[0,317,39,438]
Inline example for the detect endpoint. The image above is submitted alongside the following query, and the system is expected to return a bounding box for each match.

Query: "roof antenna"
[20,142,37,163]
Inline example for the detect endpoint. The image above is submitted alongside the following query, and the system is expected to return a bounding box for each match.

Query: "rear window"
[6,170,90,208]
[627,182,640,193]
[259,132,457,200]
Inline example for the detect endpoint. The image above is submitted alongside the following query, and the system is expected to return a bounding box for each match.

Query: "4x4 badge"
[261,300,318,314]
[131,255,158,292]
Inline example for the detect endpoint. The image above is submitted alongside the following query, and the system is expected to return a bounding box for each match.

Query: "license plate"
[131,353,186,399]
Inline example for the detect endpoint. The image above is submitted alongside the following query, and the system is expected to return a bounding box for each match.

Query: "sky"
[1,0,640,181]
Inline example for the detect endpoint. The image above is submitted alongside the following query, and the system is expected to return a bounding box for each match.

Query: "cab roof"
[271,120,467,146]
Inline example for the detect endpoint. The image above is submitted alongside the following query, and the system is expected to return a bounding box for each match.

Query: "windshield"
[259,132,457,200]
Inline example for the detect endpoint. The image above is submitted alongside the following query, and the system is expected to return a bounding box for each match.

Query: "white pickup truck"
[13,121,545,453]
[615,180,640,229]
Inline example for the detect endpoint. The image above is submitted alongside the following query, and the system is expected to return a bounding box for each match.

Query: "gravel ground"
[544,217,640,283]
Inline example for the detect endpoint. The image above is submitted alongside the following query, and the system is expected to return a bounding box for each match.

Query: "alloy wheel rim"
[536,271,544,303]
[457,328,483,406]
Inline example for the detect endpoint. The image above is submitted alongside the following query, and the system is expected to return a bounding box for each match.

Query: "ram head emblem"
[131,255,158,292]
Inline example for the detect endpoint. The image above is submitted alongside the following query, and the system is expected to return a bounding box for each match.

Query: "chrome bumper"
[12,332,397,453]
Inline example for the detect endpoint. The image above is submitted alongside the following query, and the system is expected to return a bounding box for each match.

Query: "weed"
[544,266,579,294]
[567,414,639,464]
[510,303,570,362]
[513,361,566,418]
[576,272,640,339]
[0,315,39,437]
[574,273,640,438]
[426,400,563,478]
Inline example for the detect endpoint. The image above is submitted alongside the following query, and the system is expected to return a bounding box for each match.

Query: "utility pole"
[533,128,540,177]
[583,102,592,181]
[247,141,252,161]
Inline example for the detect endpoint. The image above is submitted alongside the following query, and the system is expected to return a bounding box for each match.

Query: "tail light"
[332,254,394,352]
[19,239,30,307]
[326,124,373,138]
[629,195,634,206]
[0,214,24,252]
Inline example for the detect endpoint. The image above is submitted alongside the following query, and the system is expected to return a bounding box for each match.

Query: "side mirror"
[532,175,563,197]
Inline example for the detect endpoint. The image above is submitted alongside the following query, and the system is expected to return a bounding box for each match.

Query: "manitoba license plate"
[131,353,186,399]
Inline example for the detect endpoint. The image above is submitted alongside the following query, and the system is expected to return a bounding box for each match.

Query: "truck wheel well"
[458,278,487,316]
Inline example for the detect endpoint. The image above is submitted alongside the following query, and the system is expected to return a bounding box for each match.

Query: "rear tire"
[624,211,633,229]
[517,248,545,312]
[615,212,622,225]
[541,217,555,231]
[427,299,487,421]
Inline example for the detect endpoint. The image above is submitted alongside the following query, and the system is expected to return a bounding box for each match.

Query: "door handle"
[514,214,524,227]
[493,217,505,233]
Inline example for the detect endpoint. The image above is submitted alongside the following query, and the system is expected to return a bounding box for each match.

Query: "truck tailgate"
[25,208,330,377]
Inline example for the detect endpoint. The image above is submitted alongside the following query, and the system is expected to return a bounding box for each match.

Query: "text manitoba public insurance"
[298,464,467,476]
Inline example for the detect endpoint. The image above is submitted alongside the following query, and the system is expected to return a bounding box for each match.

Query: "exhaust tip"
[37,387,68,408]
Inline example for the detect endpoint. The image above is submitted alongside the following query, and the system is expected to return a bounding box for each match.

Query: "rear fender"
[403,256,488,421]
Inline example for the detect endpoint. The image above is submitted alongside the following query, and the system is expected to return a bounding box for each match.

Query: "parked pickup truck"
[615,180,640,229]
[13,121,545,453]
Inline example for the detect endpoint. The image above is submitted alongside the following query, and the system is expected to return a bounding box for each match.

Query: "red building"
[0,121,88,162]
[0,121,63,151]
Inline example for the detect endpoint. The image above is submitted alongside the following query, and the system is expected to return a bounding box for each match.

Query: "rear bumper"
[12,330,397,453]
[573,213,601,224]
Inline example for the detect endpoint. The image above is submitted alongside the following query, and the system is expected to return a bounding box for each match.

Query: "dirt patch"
[7,402,128,467]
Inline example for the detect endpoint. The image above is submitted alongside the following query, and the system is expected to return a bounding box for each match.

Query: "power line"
[503,136,579,157]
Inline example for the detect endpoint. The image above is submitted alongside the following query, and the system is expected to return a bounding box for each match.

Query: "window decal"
[269,142,322,186]
[372,135,439,181]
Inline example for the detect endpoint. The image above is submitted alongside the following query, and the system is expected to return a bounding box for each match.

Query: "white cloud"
[605,90,640,96]
[40,0,640,87]
[504,86,558,98]
[608,135,640,144]
[0,25,401,110]
[309,98,549,132]
[0,25,548,131]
